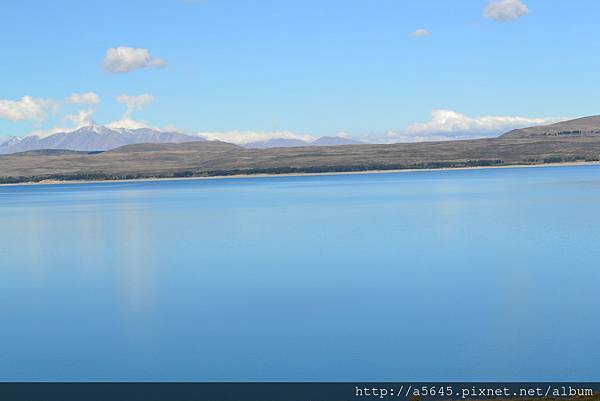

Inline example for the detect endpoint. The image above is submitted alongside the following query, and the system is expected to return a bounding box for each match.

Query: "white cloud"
[63,108,96,127]
[197,130,317,145]
[103,47,166,73]
[0,96,59,122]
[410,29,431,37]
[384,109,563,142]
[67,92,101,105]
[484,0,529,22]
[105,93,155,129]
[116,94,155,116]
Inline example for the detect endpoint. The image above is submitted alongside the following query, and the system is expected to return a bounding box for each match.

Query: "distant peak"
[310,136,364,146]
[0,136,23,147]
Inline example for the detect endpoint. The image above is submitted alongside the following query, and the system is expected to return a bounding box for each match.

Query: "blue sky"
[1,0,600,143]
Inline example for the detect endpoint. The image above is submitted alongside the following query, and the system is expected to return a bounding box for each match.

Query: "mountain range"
[244,136,364,148]
[3,115,600,184]
[0,125,204,155]
[0,126,365,154]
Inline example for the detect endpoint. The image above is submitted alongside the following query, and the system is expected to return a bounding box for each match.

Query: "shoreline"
[1,160,600,187]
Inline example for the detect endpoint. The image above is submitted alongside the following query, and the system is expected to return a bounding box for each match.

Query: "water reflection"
[1,166,600,380]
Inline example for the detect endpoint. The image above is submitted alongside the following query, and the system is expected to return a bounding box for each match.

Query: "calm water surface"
[1,166,600,380]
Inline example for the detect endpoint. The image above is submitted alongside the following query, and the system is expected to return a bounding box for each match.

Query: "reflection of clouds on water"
[73,187,159,317]
[2,201,56,283]
[76,201,108,272]
[115,201,157,317]
[0,190,158,318]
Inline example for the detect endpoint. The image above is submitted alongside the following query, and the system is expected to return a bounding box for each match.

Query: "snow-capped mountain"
[244,136,364,149]
[0,136,22,149]
[0,125,205,154]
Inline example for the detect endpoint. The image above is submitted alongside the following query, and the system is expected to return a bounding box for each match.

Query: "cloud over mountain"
[198,130,317,145]
[105,94,156,129]
[117,94,155,116]
[387,109,563,142]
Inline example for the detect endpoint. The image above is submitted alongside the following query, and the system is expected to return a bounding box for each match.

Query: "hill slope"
[501,115,600,138]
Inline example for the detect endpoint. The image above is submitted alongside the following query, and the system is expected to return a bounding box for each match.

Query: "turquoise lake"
[1,166,599,380]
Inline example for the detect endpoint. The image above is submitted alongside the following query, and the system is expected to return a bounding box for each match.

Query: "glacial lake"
[1,166,599,381]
